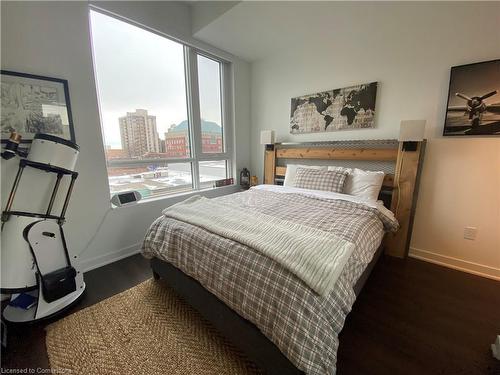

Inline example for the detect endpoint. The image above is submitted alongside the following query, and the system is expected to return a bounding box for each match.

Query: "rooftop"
[169,119,221,133]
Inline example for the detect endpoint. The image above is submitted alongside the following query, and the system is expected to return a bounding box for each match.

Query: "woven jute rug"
[46,279,260,375]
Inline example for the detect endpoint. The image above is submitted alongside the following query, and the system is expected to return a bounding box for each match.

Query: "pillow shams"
[293,168,348,193]
[283,164,326,186]
[328,166,385,200]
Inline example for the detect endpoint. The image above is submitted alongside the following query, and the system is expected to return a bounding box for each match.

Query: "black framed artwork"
[290,82,378,134]
[1,70,75,143]
[443,59,500,136]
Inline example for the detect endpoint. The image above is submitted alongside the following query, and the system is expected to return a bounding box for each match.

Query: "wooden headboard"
[263,140,426,258]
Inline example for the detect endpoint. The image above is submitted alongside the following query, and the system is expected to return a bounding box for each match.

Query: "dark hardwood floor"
[1,254,499,374]
[337,256,499,375]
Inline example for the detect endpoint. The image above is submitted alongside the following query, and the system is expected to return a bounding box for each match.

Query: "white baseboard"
[409,247,500,281]
[79,242,142,273]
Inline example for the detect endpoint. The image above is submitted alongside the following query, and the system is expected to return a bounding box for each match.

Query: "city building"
[104,148,127,160]
[119,109,160,158]
[164,119,222,158]
[159,139,166,153]
[200,120,223,153]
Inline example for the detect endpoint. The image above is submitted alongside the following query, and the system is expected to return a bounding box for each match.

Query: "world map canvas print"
[290,82,377,134]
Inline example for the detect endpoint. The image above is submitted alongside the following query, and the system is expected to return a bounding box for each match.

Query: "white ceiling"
[192,1,499,62]
[193,1,326,62]
[192,1,387,62]
[189,1,240,34]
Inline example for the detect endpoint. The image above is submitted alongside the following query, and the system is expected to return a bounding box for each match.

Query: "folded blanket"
[162,195,354,296]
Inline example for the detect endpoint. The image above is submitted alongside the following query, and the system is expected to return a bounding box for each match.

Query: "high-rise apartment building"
[119,109,160,158]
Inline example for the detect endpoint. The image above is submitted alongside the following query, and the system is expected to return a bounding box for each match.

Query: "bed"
[141,140,425,375]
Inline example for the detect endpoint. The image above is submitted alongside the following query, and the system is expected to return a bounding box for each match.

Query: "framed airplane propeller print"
[443,59,500,136]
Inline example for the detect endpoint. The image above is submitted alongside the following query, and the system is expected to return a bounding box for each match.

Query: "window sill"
[111,184,240,210]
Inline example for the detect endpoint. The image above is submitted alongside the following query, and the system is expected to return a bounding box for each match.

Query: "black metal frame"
[1,160,78,227]
[442,58,500,137]
[0,70,76,143]
[1,159,79,295]
[150,245,383,374]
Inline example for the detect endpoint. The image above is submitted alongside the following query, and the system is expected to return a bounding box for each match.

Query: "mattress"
[141,186,398,375]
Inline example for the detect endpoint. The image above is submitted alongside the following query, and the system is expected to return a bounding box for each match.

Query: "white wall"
[0,1,251,271]
[1,1,498,280]
[249,3,500,279]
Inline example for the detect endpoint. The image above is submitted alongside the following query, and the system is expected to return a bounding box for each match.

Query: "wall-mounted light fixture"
[260,130,275,151]
[399,120,426,151]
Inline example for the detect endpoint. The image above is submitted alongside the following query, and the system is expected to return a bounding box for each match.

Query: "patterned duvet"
[141,187,398,375]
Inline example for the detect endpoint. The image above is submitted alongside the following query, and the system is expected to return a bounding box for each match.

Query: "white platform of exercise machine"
[3,280,85,323]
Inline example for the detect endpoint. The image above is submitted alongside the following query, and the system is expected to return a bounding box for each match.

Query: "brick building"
[164,120,222,158]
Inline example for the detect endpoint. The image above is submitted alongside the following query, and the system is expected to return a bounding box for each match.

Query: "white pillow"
[328,166,385,200]
[283,164,326,186]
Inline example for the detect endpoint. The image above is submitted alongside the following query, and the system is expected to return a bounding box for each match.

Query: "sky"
[89,10,222,149]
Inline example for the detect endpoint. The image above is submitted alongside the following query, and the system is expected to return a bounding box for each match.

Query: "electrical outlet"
[464,227,477,240]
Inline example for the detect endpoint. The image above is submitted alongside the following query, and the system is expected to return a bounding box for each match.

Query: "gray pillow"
[293,168,348,193]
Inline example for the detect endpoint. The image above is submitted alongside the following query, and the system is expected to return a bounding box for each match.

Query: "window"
[89,9,232,200]
[197,55,223,154]
[199,160,227,189]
